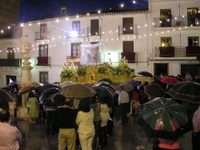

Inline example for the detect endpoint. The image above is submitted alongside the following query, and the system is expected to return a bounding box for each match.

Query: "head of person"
[63,98,73,106]
[0,110,10,122]
[29,92,35,98]
[119,85,124,91]
[78,98,90,112]
[90,97,96,104]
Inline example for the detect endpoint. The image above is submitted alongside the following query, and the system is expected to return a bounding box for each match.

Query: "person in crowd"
[76,99,95,150]
[166,12,172,27]
[138,85,149,104]
[0,109,22,150]
[99,97,111,148]
[56,98,78,150]
[118,85,129,124]
[192,105,200,150]
[28,92,39,124]
[160,13,166,27]
[44,104,58,135]
[90,97,101,149]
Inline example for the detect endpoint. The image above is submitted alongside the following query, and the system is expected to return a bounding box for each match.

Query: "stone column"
[20,35,33,107]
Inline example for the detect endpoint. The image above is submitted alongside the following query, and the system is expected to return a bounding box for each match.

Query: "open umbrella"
[18,85,35,95]
[7,81,20,86]
[93,86,115,98]
[97,78,113,84]
[137,97,193,140]
[60,81,76,89]
[133,76,153,83]
[0,89,18,109]
[30,82,42,87]
[161,77,180,85]
[138,71,154,77]
[145,83,165,99]
[60,84,96,98]
[166,81,200,104]
[117,83,133,92]
[36,84,60,94]
[126,80,141,87]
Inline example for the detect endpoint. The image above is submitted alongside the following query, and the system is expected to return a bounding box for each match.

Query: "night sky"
[20,0,148,22]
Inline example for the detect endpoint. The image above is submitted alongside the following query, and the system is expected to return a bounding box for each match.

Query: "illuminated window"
[161,37,172,47]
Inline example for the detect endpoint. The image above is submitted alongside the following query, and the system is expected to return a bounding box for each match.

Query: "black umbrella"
[138,71,154,77]
[93,86,115,99]
[36,84,60,95]
[0,89,18,109]
[97,78,113,84]
[39,88,64,106]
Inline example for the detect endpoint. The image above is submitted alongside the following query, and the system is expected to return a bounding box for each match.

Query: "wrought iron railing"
[0,59,22,67]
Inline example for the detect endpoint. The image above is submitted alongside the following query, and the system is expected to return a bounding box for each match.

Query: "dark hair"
[0,110,10,122]
[63,98,73,105]
[119,85,124,90]
[90,97,96,104]
[101,97,112,108]
[78,99,90,112]
[29,92,35,98]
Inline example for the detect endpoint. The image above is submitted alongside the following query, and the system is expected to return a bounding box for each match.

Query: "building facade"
[0,0,200,87]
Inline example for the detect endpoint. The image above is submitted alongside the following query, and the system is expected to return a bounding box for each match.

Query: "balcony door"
[39,44,48,57]
[71,43,81,56]
[7,48,14,59]
[91,19,99,35]
[40,24,47,39]
[154,63,168,77]
[161,37,172,47]
[72,21,80,36]
[123,18,133,34]
[188,37,199,47]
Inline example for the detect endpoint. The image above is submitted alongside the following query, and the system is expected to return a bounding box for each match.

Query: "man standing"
[118,85,130,124]
[56,98,78,150]
[0,109,22,150]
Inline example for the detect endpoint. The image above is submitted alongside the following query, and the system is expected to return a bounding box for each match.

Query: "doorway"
[6,75,17,85]
[154,63,168,77]
[181,64,199,78]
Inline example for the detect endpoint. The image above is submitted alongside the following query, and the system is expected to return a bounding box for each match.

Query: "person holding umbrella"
[192,105,200,150]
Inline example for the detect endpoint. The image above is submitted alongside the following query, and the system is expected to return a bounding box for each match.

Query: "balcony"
[121,52,136,63]
[153,46,200,60]
[66,29,86,40]
[87,26,101,37]
[118,25,138,35]
[37,57,50,66]
[0,59,22,67]
[35,31,51,41]
[153,16,200,28]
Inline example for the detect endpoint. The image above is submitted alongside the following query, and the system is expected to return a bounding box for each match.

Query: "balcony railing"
[153,16,200,27]
[37,57,50,66]
[121,52,136,63]
[0,59,22,67]
[154,46,200,58]
[66,29,86,39]
[87,26,101,36]
[118,25,138,35]
[35,31,51,40]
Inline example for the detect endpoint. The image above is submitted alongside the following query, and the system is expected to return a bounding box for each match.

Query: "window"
[39,72,48,84]
[40,24,47,39]
[71,43,81,56]
[7,47,15,59]
[161,37,172,47]
[123,41,134,52]
[72,21,80,36]
[188,37,199,47]
[91,19,99,35]
[187,8,198,26]
[39,44,48,57]
[123,18,133,34]
[160,9,172,27]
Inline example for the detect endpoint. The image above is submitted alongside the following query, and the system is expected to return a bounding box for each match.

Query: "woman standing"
[28,92,38,124]
[76,99,95,150]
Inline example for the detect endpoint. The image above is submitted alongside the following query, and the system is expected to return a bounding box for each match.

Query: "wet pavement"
[13,106,193,150]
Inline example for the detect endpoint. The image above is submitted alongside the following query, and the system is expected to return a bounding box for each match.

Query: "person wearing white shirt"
[76,99,95,150]
[118,85,130,124]
[0,109,22,150]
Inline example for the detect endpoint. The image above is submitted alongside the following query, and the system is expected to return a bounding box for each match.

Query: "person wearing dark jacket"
[56,98,78,150]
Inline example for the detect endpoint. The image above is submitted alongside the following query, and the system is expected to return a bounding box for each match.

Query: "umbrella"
[60,81,76,89]
[137,97,193,140]
[161,77,180,85]
[145,83,165,99]
[94,83,116,92]
[97,78,113,84]
[93,86,115,98]
[138,71,154,77]
[83,83,93,87]
[40,90,65,106]
[7,81,20,86]
[166,81,200,104]
[117,83,133,92]
[18,85,35,95]
[60,84,96,98]
[30,82,42,87]
[126,80,141,87]
[133,76,153,83]
[0,89,18,109]
[36,84,60,94]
